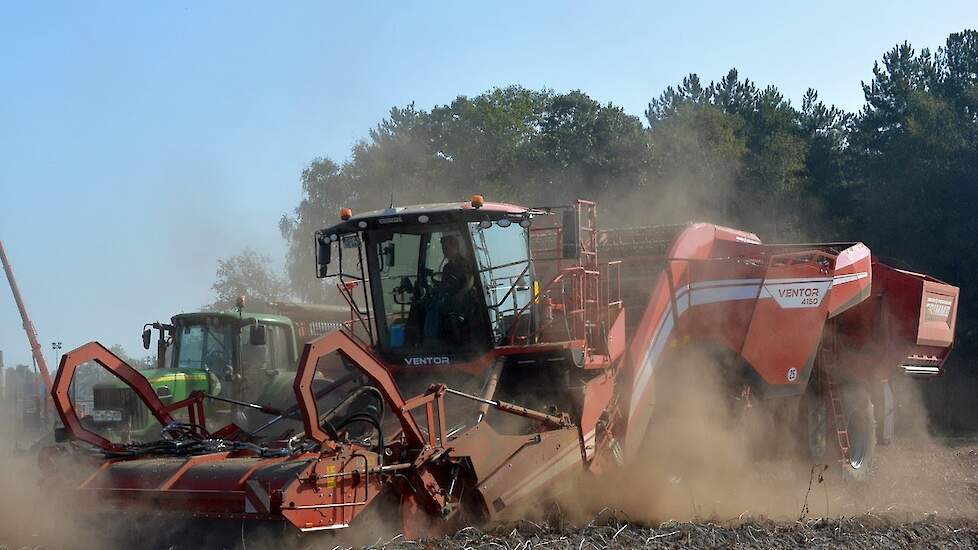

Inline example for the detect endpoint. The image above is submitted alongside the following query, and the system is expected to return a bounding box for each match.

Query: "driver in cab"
[424,234,475,340]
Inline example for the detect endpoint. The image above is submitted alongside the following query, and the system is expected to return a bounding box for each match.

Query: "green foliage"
[278,86,650,300]
[846,30,978,354]
[210,248,291,309]
[644,69,843,239]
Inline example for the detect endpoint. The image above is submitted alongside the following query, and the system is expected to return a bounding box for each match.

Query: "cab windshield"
[368,224,487,354]
[366,220,534,355]
[174,320,235,371]
[468,220,534,343]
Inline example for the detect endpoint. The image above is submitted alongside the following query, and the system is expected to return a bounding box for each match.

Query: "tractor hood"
[94,368,210,394]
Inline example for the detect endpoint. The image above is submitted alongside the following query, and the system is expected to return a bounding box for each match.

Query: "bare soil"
[3,429,978,549]
[342,440,978,550]
[366,516,978,550]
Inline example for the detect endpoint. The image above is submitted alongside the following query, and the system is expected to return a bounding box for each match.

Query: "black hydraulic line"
[316,386,385,428]
[251,372,357,436]
[203,393,283,415]
[335,412,384,466]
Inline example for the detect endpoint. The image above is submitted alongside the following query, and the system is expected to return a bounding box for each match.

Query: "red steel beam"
[293,329,426,448]
[53,341,175,450]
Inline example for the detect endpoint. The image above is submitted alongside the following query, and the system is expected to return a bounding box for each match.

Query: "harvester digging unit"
[44,198,959,540]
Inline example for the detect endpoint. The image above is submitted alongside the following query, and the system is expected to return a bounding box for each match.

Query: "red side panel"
[826,243,872,318]
[619,224,768,461]
[813,261,958,379]
[620,224,717,461]
[741,262,832,388]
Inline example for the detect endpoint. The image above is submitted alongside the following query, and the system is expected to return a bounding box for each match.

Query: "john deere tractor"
[84,302,347,442]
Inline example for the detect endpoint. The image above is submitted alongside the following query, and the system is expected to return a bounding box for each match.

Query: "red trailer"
[44,198,958,542]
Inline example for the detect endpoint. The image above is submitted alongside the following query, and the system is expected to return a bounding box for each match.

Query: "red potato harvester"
[43,197,958,540]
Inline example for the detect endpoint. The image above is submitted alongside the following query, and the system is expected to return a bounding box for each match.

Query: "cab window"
[368,226,487,354]
[469,221,533,343]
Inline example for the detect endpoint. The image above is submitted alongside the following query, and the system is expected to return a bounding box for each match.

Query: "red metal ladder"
[824,370,851,461]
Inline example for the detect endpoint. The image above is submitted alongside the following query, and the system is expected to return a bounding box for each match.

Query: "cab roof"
[172,311,293,326]
[318,200,536,237]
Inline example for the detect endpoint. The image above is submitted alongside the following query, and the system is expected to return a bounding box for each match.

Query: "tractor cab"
[317,197,538,367]
[87,311,299,440]
[166,311,297,405]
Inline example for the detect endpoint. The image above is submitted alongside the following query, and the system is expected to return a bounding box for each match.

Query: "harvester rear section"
[43,198,959,542]
[598,223,957,477]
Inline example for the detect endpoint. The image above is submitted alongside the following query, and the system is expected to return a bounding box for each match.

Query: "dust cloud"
[0,402,107,550]
[556,351,977,526]
[576,169,976,523]
[0,138,969,550]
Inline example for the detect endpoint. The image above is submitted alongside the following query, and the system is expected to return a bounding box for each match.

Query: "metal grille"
[93,387,148,427]
[308,320,344,336]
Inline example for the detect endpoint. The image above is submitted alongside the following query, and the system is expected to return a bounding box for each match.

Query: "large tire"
[800,389,829,461]
[839,384,877,482]
[799,382,876,482]
[872,379,895,446]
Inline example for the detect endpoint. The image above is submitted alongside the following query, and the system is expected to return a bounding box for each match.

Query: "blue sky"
[1,1,975,369]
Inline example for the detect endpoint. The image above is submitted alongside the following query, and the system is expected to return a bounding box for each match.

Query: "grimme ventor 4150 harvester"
[44,197,958,540]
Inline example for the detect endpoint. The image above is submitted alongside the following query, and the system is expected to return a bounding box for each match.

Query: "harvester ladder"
[824,371,851,460]
[576,201,606,359]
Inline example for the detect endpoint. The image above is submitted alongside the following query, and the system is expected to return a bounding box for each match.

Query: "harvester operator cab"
[316,198,537,364]
[382,227,482,351]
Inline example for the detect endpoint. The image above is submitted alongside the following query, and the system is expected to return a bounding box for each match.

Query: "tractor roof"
[318,200,534,236]
[172,310,294,326]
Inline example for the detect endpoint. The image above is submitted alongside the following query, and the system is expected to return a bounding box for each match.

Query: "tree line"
[216,30,978,362]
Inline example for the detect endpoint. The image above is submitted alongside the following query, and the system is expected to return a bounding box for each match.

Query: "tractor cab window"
[237,323,292,403]
[368,225,487,355]
[469,220,534,343]
[238,326,271,372]
[175,322,234,373]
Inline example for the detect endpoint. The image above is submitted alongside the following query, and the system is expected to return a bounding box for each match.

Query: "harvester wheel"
[838,384,876,482]
[800,389,829,461]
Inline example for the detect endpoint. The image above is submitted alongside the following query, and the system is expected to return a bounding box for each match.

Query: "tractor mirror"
[315,235,331,278]
[249,324,267,346]
[561,208,580,260]
[142,327,152,350]
[382,242,396,270]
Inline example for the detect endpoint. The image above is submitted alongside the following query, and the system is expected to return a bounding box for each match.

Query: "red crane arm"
[0,239,53,391]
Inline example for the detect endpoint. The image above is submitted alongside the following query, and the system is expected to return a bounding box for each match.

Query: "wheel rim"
[846,408,869,469]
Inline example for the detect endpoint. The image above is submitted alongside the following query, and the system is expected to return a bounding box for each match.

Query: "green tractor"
[84,302,348,442]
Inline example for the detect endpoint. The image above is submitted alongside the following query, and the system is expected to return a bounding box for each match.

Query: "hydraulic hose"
[335,412,385,465]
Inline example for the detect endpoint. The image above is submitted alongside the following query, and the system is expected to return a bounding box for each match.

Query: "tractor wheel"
[838,384,877,482]
[800,389,828,462]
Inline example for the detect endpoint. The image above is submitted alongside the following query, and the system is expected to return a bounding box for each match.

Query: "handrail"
[506,266,588,346]
[338,280,373,342]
